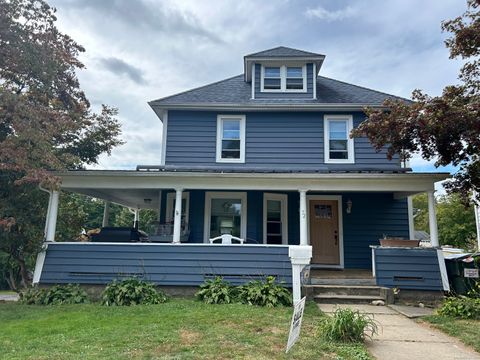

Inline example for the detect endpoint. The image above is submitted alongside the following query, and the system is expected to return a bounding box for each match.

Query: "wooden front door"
[309,200,340,265]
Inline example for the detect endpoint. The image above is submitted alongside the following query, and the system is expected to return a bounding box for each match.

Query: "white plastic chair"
[209,234,244,244]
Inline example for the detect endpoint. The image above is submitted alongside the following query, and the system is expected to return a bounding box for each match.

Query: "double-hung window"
[216,115,246,163]
[261,65,306,92]
[324,115,354,163]
[263,193,288,245]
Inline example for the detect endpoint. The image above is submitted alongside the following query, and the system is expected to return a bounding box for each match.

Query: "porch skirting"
[36,242,293,286]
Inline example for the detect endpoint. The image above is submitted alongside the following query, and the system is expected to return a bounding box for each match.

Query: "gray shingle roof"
[244,46,325,58]
[149,74,409,107]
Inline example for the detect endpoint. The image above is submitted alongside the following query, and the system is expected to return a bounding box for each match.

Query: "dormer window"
[260,65,306,93]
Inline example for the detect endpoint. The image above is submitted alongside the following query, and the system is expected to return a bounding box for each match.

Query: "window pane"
[222,150,240,159]
[210,198,242,238]
[330,139,347,151]
[267,200,281,212]
[287,67,302,78]
[329,120,347,133]
[222,139,240,150]
[266,235,282,244]
[223,120,240,131]
[264,78,281,89]
[265,67,280,77]
[267,222,281,235]
[330,151,348,159]
[286,78,303,89]
[223,130,240,139]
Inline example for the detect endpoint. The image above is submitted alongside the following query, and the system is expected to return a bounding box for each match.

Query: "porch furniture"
[209,234,244,244]
[90,227,148,243]
[148,223,190,243]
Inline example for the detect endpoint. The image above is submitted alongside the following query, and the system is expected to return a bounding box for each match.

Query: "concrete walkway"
[318,304,480,360]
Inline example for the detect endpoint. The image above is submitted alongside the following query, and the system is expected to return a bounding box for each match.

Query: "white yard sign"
[285,296,306,353]
[464,268,479,278]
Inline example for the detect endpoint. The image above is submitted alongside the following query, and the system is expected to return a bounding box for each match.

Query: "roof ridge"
[318,75,411,102]
[148,74,244,104]
[244,45,323,58]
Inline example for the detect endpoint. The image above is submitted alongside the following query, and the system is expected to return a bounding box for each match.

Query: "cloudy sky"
[50,0,466,176]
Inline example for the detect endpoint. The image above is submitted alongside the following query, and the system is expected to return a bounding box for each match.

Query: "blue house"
[34,47,450,301]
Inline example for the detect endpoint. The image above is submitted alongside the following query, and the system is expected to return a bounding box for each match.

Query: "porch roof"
[55,169,449,209]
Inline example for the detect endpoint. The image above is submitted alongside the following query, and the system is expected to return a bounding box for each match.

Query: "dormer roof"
[244,46,325,81]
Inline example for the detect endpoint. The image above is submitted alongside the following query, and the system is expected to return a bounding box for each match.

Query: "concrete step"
[305,285,383,297]
[310,278,376,286]
[314,294,386,304]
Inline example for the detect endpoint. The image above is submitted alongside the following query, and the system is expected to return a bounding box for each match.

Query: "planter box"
[379,239,420,247]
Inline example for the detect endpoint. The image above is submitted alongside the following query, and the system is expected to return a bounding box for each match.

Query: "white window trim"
[216,115,246,163]
[203,191,248,243]
[166,191,190,224]
[324,115,355,164]
[306,195,344,269]
[260,65,307,93]
[263,193,288,245]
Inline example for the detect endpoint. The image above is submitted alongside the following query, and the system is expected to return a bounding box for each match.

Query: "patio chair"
[209,234,244,245]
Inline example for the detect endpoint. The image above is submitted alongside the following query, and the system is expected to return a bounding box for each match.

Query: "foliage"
[438,296,480,319]
[195,277,237,304]
[101,278,168,306]
[467,280,480,298]
[319,308,379,343]
[412,193,477,249]
[19,284,88,305]
[0,0,123,287]
[237,276,292,307]
[352,0,480,202]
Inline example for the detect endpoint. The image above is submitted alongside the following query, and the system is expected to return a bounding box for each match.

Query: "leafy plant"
[237,276,292,307]
[101,278,168,306]
[438,296,480,319]
[20,284,88,305]
[196,277,236,304]
[319,308,379,342]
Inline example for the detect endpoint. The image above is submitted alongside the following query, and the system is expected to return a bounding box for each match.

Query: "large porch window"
[204,192,247,242]
[263,193,288,245]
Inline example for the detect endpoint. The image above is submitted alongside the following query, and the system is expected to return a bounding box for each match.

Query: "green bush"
[237,276,292,307]
[20,284,88,305]
[438,296,480,319]
[102,278,168,306]
[196,277,236,304]
[319,308,379,342]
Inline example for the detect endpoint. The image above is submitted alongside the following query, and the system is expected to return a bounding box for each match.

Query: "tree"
[352,0,480,202]
[0,0,123,288]
[413,193,477,249]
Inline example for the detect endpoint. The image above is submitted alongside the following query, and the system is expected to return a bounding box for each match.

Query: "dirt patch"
[179,329,202,345]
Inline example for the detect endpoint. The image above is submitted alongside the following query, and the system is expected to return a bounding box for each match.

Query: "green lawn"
[0,299,371,360]
[421,315,480,353]
[0,290,16,295]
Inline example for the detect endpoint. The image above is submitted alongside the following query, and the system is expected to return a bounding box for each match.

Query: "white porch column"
[102,201,111,227]
[45,190,59,242]
[172,188,183,244]
[427,191,439,247]
[289,245,312,304]
[407,196,415,239]
[299,190,308,245]
[133,208,140,229]
[43,191,53,238]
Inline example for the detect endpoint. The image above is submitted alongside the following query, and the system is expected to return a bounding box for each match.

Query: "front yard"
[0,299,370,360]
[421,315,480,353]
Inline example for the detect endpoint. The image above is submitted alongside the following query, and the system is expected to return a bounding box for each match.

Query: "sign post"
[285,296,306,353]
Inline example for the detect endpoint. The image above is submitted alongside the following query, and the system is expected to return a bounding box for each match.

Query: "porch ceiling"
[58,170,450,204]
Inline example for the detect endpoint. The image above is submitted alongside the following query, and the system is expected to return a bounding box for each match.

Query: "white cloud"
[305,5,356,22]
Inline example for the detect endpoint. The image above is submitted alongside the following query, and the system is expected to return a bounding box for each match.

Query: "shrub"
[196,277,236,304]
[319,308,379,342]
[438,296,480,319]
[101,278,168,306]
[237,276,292,307]
[20,284,88,305]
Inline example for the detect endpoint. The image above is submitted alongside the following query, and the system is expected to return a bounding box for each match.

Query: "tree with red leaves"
[0,0,123,288]
[353,0,480,202]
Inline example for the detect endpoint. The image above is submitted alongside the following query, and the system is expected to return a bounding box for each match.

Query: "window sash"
[216,115,245,163]
[324,117,354,164]
[261,65,305,92]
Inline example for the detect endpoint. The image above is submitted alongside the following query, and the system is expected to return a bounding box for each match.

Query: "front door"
[309,200,340,265]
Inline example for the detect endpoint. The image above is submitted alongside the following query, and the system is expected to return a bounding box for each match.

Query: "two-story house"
[34,47,450,301]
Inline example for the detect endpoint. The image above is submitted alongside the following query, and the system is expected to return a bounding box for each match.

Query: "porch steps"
[303,285,393,304]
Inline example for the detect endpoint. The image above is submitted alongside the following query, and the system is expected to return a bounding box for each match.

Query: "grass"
[0,290,16,295]
[0,299,371,360]
[421,315,480,353]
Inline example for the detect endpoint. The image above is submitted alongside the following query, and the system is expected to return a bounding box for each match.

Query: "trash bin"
[444,253,480,295]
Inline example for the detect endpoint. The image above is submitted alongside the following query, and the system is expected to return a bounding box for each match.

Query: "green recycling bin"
[445,254,479,295]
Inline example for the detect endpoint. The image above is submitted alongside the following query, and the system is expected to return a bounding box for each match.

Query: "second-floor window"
[216,115,246,163]
[324,115,355,164]
[261,65,306,92]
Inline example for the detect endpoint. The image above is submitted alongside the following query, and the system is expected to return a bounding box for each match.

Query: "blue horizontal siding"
[374,248,444,291]
[165,110,400,169]
[39,243,292,286]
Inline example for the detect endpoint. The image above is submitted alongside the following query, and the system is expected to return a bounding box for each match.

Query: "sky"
[49,0,467,181]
